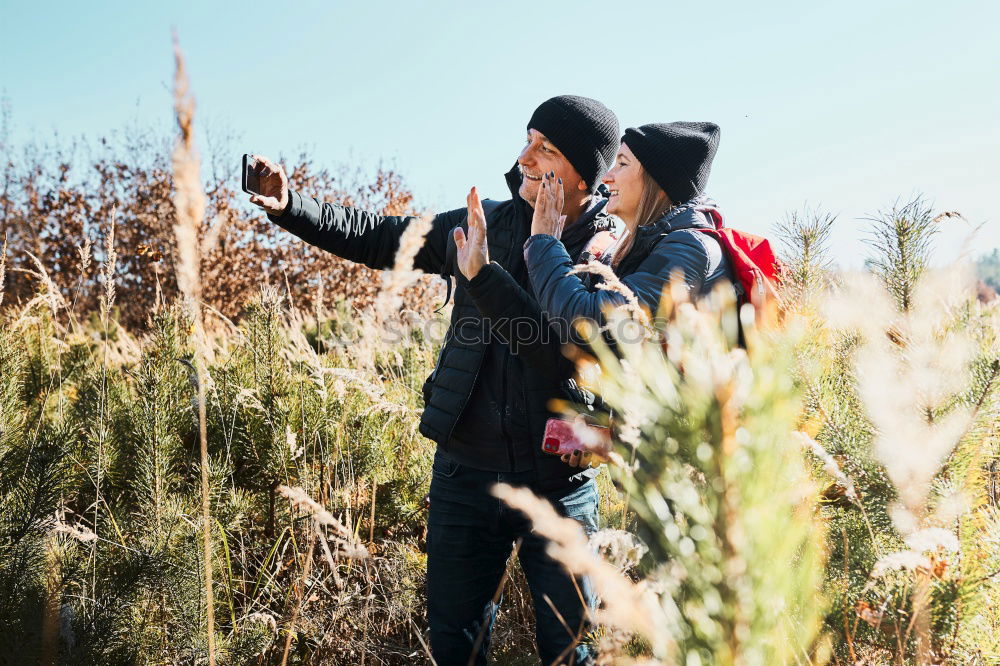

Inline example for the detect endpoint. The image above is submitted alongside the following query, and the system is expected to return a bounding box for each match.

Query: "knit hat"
[622,122,720,204]
[527,95,620,193]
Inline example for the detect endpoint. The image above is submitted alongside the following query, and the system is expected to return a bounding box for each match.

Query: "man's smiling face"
[516,128,585,207]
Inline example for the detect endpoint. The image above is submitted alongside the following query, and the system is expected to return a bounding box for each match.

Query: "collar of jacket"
[629,195,718,246]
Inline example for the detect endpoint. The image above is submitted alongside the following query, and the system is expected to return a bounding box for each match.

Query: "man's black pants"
[426,450,598,665]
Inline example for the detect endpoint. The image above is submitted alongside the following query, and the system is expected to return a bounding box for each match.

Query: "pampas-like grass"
[100,209,117,320]
[569,259,651,327]
[820,259,985,664]
[14,252,68,327]
[375,214,432,324]
[794,430,858,503]
[277,485,369,559]
[0,235,7,310]
[491,483,673,655]
[171,43,205,321]
[171,35,215,666]
[823,267,976,527]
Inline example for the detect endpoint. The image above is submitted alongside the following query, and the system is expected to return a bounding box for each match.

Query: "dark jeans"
[426,450,599,666]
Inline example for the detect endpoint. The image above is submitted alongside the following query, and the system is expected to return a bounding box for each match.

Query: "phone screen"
[242,154,263,196]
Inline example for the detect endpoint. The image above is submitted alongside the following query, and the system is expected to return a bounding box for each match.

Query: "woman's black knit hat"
[622,121,721,204]
[527,95,620,193]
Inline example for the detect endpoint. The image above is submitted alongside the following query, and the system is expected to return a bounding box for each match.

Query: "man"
[249,95,619,665]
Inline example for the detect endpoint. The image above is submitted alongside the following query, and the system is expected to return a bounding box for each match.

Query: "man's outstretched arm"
[250,155,458,274]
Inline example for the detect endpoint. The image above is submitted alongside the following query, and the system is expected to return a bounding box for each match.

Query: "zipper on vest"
[500,349,515,470]
[498,209,521,471]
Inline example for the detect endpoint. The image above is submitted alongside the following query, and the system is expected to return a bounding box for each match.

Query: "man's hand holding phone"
[243,154,289,216]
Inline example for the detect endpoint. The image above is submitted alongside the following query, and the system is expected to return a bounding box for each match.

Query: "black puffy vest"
[419,172,612,488]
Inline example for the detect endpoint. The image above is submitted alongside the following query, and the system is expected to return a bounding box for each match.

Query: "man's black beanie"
[527,95,620,193]
[622,122,721,204]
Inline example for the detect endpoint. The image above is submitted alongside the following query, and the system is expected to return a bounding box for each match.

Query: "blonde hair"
[610,168,673,268]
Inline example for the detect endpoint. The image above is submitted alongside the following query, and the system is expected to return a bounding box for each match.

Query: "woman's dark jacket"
[523,197,733,346]
[269,167,616,488]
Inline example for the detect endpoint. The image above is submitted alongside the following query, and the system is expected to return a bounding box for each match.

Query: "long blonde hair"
[610,168,673,268]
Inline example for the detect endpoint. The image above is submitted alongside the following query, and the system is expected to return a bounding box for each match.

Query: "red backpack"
[695,206,785,320]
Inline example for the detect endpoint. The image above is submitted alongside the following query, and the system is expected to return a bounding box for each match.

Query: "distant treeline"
[0,114,441,328]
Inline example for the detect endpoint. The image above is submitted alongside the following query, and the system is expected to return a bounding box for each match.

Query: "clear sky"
[2,0,997,267]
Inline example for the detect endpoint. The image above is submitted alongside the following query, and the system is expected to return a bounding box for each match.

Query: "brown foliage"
[0,122,443,328]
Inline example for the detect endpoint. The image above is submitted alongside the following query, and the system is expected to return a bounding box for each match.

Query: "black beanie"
[622,122,720,204]
[527,95,620,193]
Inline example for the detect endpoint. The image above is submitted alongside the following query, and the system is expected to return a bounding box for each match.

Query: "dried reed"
[277,485,369,559]
[171,43,205,321]
[569,259,651,327]
[171,34,215,666]
[491,483,670,650]
[823,264,978,664]
[0,234,6,309]
[824,269,975,525]
[793,430,858,503]
[100,208,117,319]
[375,214,433,324]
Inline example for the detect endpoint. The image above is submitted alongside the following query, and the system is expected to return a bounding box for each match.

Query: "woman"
[524,121,733,466]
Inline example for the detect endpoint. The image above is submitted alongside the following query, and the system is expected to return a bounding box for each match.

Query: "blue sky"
[2,0,997,267]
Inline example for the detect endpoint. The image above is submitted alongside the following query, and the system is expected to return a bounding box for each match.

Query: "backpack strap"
[434,199,503,313]
[696,204,725,230]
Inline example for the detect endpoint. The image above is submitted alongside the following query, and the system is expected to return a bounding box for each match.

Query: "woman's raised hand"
[530,172,567,239]
[454,187,490,280]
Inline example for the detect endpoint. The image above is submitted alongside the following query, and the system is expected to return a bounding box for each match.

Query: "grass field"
[0,45,997,666]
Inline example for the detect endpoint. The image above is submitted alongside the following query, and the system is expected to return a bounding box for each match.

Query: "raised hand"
[247,154,289,216]
[453,186,490,280]
[530,171,567,239]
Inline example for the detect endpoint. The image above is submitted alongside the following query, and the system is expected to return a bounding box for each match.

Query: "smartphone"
[541,417,610,463]
[241,154,263,196]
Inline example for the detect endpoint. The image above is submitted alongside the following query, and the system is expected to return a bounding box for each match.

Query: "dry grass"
[171,37,216,665]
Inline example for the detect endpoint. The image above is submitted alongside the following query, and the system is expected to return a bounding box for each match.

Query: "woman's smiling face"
[601,142,644,223]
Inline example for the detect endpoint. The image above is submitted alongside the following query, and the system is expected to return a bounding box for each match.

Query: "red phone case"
[541,418,610,461]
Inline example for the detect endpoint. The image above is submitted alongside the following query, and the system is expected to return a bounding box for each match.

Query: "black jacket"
[269,167,616,488]
[523,197,733,347]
